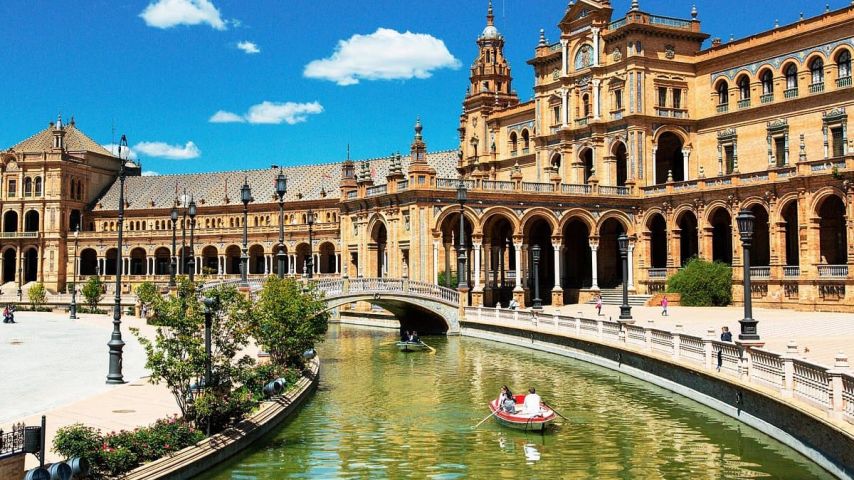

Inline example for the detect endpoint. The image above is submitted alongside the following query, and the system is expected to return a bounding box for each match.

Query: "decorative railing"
[365,184,387,197]
[843,375,854,422]
[649,15,692,28]
[750,348,784,390]
[838,76,853,88]
[482,180,515,192]
[346,191,357,199]
[598,185,630,196]
[738,99,751,109]
[784,87,799,99]
[793,359,830,408]
[397,180,408,191]
[575,117,589,127]
[809,82,825,94]
[679,334,706,365]
[561,183,591,194]
[716,104,729,113]
[548,42,561,52]
[651,329,674,354]
[656,107,689,118]
[611,109,624,120]
[750,266,771,280]
[522,182,554,193]
[648,268,667,279]
[818,265,848,278]
[761,93,774,104]
[436,178,459,189]
[0,232,38,238]
[783,265,800,277]
[608,17,627,30]
[0,425,25,458]
[643,185,667,196]
[303,277,460,306]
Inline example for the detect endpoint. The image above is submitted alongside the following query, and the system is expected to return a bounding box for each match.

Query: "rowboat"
[488,395,556,431]
[396,341,431,352]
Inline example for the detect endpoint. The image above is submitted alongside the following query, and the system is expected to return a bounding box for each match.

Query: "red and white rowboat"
[488,395,557,431]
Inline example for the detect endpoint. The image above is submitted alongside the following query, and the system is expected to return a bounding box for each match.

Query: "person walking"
[660,295,669,316]
[595,294,603,316]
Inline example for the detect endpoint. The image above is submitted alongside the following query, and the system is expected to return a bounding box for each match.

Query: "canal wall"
[459,309,854,480]
[121,356,320,480]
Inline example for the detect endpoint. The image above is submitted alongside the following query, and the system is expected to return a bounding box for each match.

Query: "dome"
[482,25,499,39]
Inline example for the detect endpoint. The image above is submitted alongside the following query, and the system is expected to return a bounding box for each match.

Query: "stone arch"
[707,206,733,264]
[651,125,690,145]
[318,241,336,274]
[225,245,242,275]
[1,248,15,284]
[674,208,699,265]
[433,205,480,235]
[815,192,847,265]
[154,246,171,275]
[201,245,219,275]
[745,203,771,267]
[3,210,18,232]
[558,209,597,233]
[654,132,685,184]
[24,210,39,232]
[645,211,668,269]
[519,208,560,236]
[295,243,311,276]
[248,244,265,274]
[578,146,594,183]
[80,248,98,276]
[481,208,518,307]
[809,187,847,217]
[777,196,800,267]
[595,210,633,237]
[597,217,626,288]
[369,220,389,278]
[129,247,147,275]
[480,206,519,235]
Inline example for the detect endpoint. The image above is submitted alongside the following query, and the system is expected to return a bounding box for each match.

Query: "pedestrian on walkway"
[717,326,732,372]
[595,294,603,316]
[660,296,668,316]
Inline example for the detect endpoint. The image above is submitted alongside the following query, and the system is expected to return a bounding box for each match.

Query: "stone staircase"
[586,286,652,307]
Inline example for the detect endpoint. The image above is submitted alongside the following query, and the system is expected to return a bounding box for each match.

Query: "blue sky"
[0,0,848,175]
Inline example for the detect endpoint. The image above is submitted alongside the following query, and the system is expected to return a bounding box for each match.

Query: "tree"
[252,277,329,367]
[82,276,104,310]
[666,258,733,306]
[132,278,255,432]
[28,282,46,310]
[135,281,159,308]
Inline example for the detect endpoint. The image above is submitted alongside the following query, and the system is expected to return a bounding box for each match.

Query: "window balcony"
[760,93,774,104]
[784,88,799,99]
[510,150,518,157]
[521,147,530,155]
[0,232,38,239]
[783,265,800,278]
[575,117,589,127]
[817,264,848,278]
[716,104,729,113]
[809,82,825,94]
[611,109,624,120]
[837,76,852,88]
[749,266,770,280]
[737,99,751,109]
[648,268,667,279]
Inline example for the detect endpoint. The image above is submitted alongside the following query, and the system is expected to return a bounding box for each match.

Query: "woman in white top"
[522,387,542,415]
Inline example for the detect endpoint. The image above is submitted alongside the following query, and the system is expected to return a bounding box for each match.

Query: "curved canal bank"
[200,324,835,479]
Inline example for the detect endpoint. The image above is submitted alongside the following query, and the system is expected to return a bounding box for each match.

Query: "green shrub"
[438,270,458,288]
[135,281,159,308]
[53,423,101,468]
[666,258,732,306]
[28,283,46,310]
[82,276,105,310]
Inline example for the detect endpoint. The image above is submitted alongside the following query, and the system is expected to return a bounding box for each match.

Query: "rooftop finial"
[538,28,546,47]
[347,143,351,161]
[631,0,639,11]
[691,4,698,19]
[414,116,423,140]
[826,2,830,12]
[774,18,779,28]
[56,113,63,130]
[486,0,494,26]
[729,33,734,42]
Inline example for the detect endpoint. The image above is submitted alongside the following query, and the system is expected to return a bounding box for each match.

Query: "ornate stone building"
[2,0,853,312]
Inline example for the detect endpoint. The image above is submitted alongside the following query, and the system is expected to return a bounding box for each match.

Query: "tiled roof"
[96,150,459,211]
[10,122,114,156]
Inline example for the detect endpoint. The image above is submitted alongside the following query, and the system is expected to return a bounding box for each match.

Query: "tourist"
[410,331,421,343]
[720,326,732,342]
[595,294,603,316]
[661,296,669,316]
[498,385,513,404]
[502,390,517,414]
[522,387,542,415]
[2,305,9,324]
[401,329,410,342]
[508,298,519,310]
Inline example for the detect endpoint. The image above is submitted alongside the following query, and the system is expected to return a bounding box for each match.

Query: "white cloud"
[140,0,226,30]
[133,141,201,160]
[236,40,260,54]
[142,170,160,176]
[304,28,460,86]
[208,101,324,125]
[102,143,138,161]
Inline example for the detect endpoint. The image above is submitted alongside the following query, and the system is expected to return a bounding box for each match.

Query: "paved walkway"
[540,303,853,366]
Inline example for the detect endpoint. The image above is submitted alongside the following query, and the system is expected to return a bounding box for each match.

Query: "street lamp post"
[202,296,215,436]
[736,209,760,342]
[456,179,468,292]
[240,178,252,286]
[180,190,187,277]
[70,226,79,319]
[306,210,315,279]
[531,244,542,310]
[274,166,288,278]
[169,206,178,287]
[107,134,129,384]
[618,233,633,321]
[188,197,197,283]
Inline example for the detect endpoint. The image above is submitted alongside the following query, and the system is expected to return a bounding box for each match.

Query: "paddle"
[420,341,436,354]
[542,401,570,422]
[471,410,497,429]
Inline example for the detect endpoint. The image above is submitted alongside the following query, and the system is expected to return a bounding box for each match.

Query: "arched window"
[582,94,591,117]
[521,130,530,151]
[810,57,824,86]
[761,70,774,96]
[785,64,798,91]
[70,178,76,199]
[509,131,518,152]
[737,75,750,100]
[34,177,42,196]
[717,81,729,105]
[837,50,851,81]
[23,177,32,197]
[574,44,593,70]
[77,180,83,200]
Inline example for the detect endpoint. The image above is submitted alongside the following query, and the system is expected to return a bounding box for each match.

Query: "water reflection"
[202,325,833,479]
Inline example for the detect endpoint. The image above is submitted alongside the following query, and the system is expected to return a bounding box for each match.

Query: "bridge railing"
[464,306,854,424]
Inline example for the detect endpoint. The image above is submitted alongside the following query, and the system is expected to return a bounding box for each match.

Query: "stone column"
[473,243,482,290]
[552,240,563,306]
[593,79,601,120]
[336,253,340,274]
[432,240,439,285]
[682,149,691,181]
[561,89,569,128]
[513,242,523,291]
[590,241,600,290]
[628,241,635,290]
[591,27,600,67]
[560,39,569,76]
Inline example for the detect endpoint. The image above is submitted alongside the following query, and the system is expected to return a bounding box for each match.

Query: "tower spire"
[486,0,494,26]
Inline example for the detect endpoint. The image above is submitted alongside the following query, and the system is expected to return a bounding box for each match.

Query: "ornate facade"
[2,0,854,312]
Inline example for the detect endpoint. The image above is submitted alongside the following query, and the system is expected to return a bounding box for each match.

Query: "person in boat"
[498,385,512,404]
[410,331,421,343]
[501,388,517,413]
[522,387,543,416]
[401,329,410,342]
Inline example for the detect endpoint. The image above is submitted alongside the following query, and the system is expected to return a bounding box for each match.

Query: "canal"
[202,324,832,479]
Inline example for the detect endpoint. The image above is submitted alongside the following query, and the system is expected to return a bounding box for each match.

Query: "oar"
[542,402,570,422]
[420,341,436,354]
[471,410,497,429]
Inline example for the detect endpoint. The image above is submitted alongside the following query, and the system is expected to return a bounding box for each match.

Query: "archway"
[710,208,733,264]
[24,211,39,232]
[154,247,171,275]
[130,248,147,276]
[295,243,311,276]
[105,248,118,275]
[677,211,699,265]
[524,217,554,306]
[80,248,98,276]
[2,249,16,284]
[23,247,38,283]
[370,222,388,278]
[3,211,17,232]
[655,132,684,184]
[69,209,82,232]
[647,214,667,269]
[272,245,289,276]
[482,213,515,307]
[561,218,591,291]
[818,195,847,265]
[249,244,265,274]
[225,245,241,275]
[318,242,336,275]
[598,218,625,288]
[439,212,474,289]
[781,200,800,266]
[580,148,594,184]
[749,205,770,267]
[614,142,628,187]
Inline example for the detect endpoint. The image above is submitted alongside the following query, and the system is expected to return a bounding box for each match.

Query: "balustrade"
[750,266,771,280]
[818,265,848,278]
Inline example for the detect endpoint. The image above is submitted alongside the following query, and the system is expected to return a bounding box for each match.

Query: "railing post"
[672,324,682,360]
[596,319,604,339]
[703,327,716,371]
[494,305,500,321]
[644,326,653,352]
[828,352,849,419]
[782,340,798,398]
[739,347,751,382]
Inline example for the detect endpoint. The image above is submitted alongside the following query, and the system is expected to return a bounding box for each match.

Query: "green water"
[202,325,833,479]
